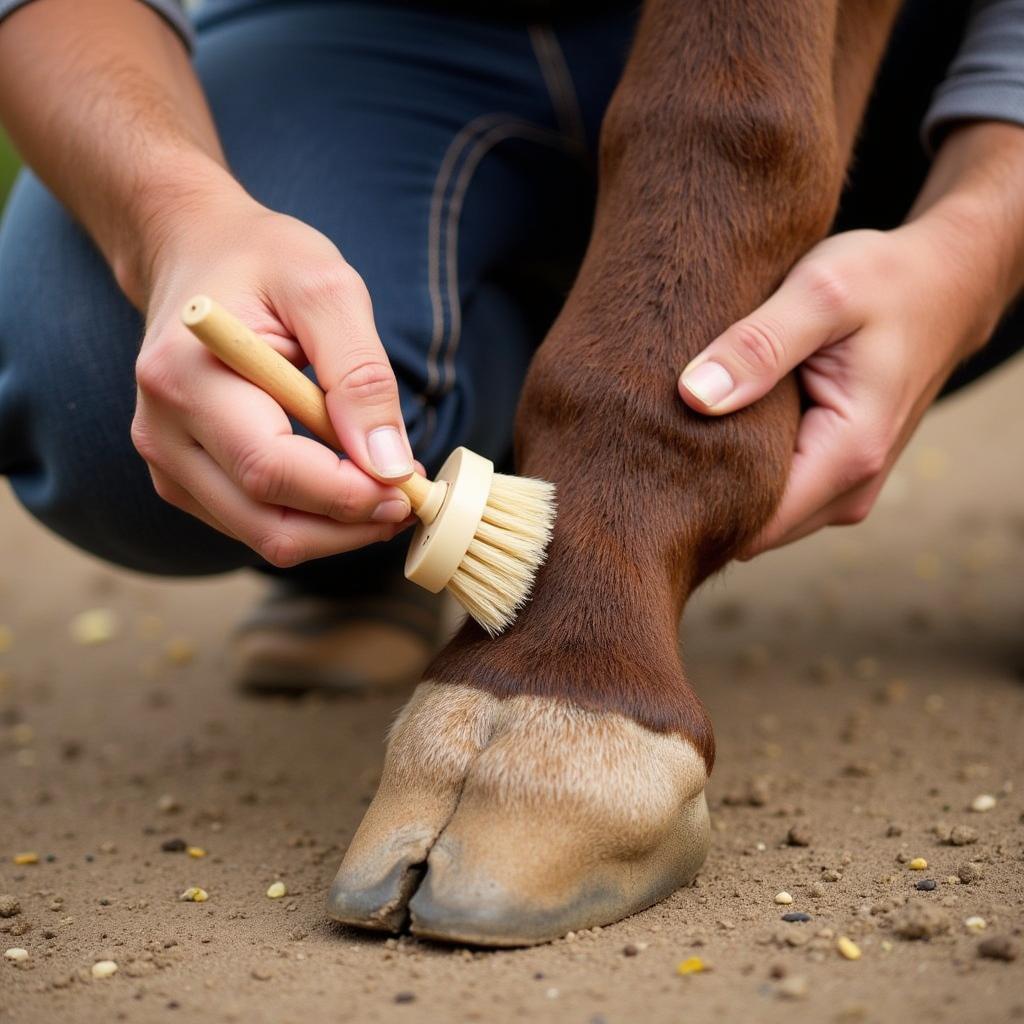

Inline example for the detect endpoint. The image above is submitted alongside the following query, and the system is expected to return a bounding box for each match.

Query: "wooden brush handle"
[180,295,441,518]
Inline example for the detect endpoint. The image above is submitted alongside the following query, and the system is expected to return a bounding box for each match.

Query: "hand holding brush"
[181,296,556,635]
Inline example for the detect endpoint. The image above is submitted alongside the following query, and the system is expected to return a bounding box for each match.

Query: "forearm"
[908,121,1024,338]
[0,0,238,306]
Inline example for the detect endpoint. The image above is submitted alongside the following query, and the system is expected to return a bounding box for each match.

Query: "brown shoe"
[231,582,443,696]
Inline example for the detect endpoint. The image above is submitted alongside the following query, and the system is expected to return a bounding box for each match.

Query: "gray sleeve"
[0,0,193,49]
[923,0,1024,151]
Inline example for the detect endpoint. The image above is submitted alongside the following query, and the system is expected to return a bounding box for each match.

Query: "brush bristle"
[446,473,556,636]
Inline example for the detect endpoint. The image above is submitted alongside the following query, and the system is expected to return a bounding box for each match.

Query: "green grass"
[0,129,21,209]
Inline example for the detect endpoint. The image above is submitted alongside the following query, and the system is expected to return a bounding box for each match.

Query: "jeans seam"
[436,120,568,397]
[425,114,512,406]
[528,24,588,156]
[422,114,569,450]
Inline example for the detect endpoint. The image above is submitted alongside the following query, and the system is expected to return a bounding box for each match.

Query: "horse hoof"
[325,682,710,945]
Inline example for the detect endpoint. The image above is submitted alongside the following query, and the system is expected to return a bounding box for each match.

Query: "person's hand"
[677,220,998,556]
[132,184,417,568]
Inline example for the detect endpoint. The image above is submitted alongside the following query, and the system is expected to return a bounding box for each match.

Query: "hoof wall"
[326,683,710,946]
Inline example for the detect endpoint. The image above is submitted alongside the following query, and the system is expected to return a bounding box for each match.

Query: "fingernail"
[371,498,411,523]
[680,361,734,407]
[366,427,414,478]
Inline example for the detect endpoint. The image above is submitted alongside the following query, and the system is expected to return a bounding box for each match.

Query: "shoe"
[230,580,444,695]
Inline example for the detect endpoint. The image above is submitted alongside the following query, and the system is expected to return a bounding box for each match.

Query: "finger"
[771,477,884,551]
[217,298,307,368]
[757,390,927,554]
[190,445,405,566]
[678,261,862,415]
[148,468,238,539]
[133,407,239,538]
[153,437,404,567]
[277,264,415,482]
[740,404,888,556]
[184,359,411,524]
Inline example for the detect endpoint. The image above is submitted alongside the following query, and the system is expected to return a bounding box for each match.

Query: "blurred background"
[0,128,18,208]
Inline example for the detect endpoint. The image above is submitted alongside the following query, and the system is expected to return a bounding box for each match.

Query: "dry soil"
[1,360,1023,1024]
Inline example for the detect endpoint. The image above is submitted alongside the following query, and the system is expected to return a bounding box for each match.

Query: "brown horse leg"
[327,0,901,945]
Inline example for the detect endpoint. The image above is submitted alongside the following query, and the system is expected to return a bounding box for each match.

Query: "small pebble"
[893,901,951,940]
[0,895,20,918]
[774,891,794,905]
[12,852,39,866]
[782,912,812,923]
[958,862,983,884]
[676,957,705,976]
[266,882,287,899]
[836,937,861,961]
[69,608,119,646]
[157,794,181,814]
[908,858,928,870]
[161,838,187,853]
[4,948,28,963]
[91,960,118,979]
[964,916,987,933]
[947,825,979,846]
[915,879,937,891]
[393,992,416,1004]
[251,967,272,981]
[970,794,996,813]
[786,825,811,847]
[978,936,1018,962]
[179,887,208,903]
[186,847,206,859]
[164,638,196,666]
[622,944,640,957]
[777,975,809,1000]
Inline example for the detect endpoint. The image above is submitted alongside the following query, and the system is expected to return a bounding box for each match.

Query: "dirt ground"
[1,359,1023,1024]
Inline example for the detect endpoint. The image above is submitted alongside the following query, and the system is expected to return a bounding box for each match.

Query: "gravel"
[893,902,952,940]
[978,937,1019,962]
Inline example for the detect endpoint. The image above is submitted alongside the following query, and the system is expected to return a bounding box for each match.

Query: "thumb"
[282,265,414,482]
[678,263,859,415]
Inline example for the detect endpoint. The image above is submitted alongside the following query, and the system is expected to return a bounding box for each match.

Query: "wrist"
[113,150,254,309]
[906,122,1024,344]
[906,197,1007,358]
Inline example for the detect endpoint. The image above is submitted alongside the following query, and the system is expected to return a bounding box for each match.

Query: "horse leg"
[327,0,901,945]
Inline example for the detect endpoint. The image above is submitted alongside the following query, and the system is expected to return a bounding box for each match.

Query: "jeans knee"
[0,202,250,576]
[6,416,252,578]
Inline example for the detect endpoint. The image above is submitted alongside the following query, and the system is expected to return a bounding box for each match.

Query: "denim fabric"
[0,0,1020,592]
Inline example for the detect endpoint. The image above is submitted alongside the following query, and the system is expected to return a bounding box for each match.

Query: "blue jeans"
[0,0,1019,594]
